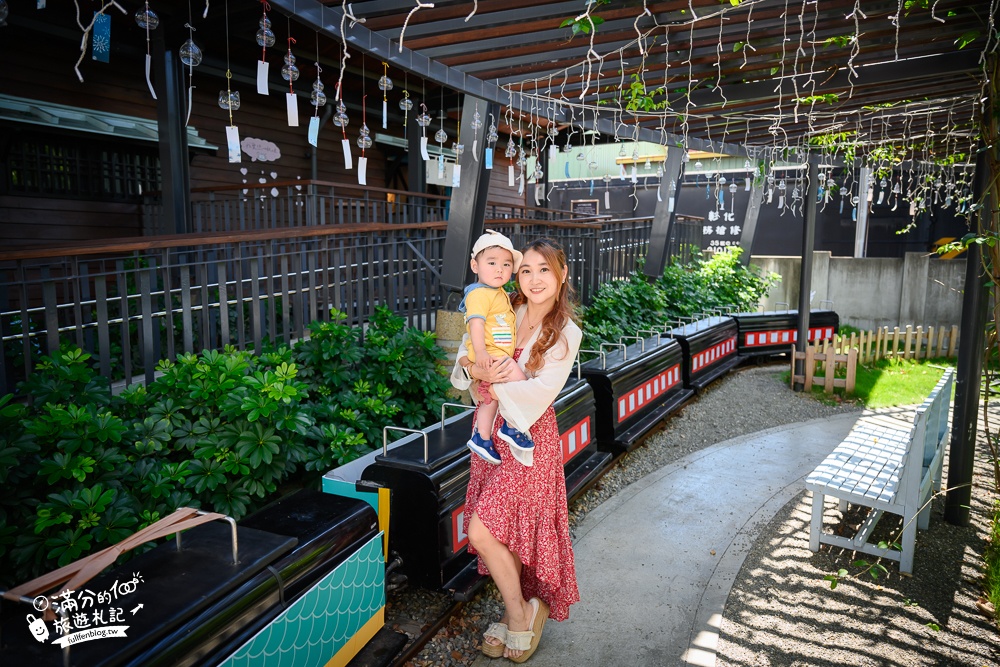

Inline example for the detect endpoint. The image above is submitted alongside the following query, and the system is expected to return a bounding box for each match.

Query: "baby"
[460,230,534,466]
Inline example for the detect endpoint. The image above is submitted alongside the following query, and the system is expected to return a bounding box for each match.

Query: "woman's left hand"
[480,355,518,383]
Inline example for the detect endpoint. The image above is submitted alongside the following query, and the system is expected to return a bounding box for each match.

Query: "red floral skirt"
[463,392,580,621]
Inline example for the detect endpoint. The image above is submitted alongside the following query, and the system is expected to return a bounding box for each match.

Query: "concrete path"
[472,412,860,667]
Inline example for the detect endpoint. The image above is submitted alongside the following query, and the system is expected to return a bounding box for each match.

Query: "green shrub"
[581,248,780,350]
[0,307,451,587]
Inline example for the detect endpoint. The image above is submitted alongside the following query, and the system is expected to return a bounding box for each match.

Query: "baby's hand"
[474,355,493,371]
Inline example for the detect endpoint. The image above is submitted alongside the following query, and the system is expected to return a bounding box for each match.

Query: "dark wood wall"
[0,10,394,248]
[0,4,527,249]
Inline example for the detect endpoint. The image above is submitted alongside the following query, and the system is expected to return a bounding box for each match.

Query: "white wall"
[751,252,967,330]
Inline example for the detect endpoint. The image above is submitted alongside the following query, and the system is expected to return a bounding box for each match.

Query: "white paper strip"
[745,178,751,192]
[308,116,319,147]
[656,185,662,202]
[619,164,627,179]
[420,136,430,161]
[517,174,524,196]
[286,93,299,127]
[185,87,193,125]
[630,165,638,183]
[257,61,269,94]
[778,195,785,209]
[358,156,368,185]
[535,184,543,206]
[452,163,461,188]
[668,193,674,212]
[604,190,610,210]
[485,148,493,170]
[225,126,242,163]
[472,139,479,162]
[437,155,445,179]
[767,189,774,204]
[145,54,157,100]
[508,164,515,187]
[549,144,558,161]
[342,138,353,170]
[382,100,388,129]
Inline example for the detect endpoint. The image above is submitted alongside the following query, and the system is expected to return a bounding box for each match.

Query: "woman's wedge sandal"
[505,597,550,664]
[481,622,508,658]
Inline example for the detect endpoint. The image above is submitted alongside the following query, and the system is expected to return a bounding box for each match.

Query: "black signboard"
[570,199,600,217]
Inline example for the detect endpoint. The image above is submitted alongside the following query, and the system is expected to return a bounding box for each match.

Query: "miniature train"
[0,309,836,667]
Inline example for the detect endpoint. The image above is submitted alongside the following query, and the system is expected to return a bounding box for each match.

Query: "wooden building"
[0,1,525,249]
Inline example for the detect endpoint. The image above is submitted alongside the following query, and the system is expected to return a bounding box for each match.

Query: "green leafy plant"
[559,0,610,38]
[581,248,780,350]
[1,310,452,587]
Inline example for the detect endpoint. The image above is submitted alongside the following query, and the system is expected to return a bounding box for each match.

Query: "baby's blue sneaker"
[496,421,534,452]
[467,430,501,464]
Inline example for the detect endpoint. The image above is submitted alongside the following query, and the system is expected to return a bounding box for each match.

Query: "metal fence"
[0,208,694,393]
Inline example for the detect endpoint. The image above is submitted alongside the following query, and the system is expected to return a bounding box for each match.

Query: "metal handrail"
[619,335,644,353]
[636,329,661,345]
[440,402,476,429]
[600,341,627,361]
[382,426,429,462]
[576,348,607,373]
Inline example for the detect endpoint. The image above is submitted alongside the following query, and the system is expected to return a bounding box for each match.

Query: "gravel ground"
[387,363,999,666]
[715,407,1000,667]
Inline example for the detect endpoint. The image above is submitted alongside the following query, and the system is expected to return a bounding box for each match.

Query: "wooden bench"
[805,368,953,574]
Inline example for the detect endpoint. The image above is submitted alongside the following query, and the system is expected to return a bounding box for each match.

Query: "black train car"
[579,334,694,454]
[667,316,741,390]
[359,374,608,596]
[733,310,839,357]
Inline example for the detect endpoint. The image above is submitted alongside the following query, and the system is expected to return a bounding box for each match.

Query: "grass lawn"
[853,357,954,408]
[784,357,954,408]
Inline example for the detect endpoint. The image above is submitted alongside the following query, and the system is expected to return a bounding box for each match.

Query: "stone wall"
[751,252,967,330]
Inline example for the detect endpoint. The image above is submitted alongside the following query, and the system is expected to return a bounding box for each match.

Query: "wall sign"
[570,199,599,217]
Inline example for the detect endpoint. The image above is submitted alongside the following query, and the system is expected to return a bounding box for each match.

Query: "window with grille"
[2,131,161,201]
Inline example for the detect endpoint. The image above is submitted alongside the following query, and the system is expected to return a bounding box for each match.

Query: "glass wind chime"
[416,104,432,161]
[484,114,498,171]
[255,2,275,95]
[219,0,241,163]
[282,36,300,127]
[135,2,159,99]
[357,92,371,185]
[308,33,327,148]
[179,4,203,126]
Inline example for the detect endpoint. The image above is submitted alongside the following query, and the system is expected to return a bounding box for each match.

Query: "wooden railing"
[0,223,448,391]
[142,180,602,235]
[0,215,658,393]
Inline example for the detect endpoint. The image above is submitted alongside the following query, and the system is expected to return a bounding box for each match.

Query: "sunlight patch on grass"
[854,358,952,408]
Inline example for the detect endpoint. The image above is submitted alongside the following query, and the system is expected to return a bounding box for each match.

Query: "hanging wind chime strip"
[256,2,273,94]
[91,12,111,63]
[283,37,299,127]
[379,62,392,130]
[342,137,353,169]
[417,104,431,161]
[226,125,241,163]
[136,2,158,99]
[308,59,324,146]
[358,95,371,185]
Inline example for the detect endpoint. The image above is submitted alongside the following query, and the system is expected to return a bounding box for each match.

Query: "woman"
[451,239,581,662]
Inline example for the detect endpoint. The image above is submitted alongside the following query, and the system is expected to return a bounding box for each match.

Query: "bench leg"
[899,511,918,575]
[917,490,932,531]
[809,490,824,552]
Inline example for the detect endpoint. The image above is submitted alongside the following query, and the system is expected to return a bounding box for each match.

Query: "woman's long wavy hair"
[510,239,579,374]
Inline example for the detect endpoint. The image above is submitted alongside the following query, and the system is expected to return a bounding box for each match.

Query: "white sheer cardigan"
[450,303,582,435]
